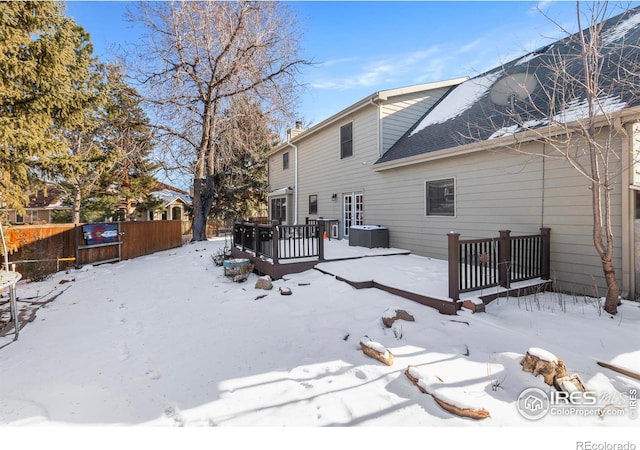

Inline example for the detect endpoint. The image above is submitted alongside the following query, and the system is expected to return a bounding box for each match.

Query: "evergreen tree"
[0,1,94,213]
[96,65,160,221]
[209,96,272,221]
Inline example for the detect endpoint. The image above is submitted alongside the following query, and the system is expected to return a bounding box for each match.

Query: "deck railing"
[447,228,550,300]
[233,220,325,264]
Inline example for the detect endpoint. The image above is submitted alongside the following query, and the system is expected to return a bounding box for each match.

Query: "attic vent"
[489,72,538,107]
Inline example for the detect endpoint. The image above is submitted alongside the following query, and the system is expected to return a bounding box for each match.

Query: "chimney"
[287,121,305,140]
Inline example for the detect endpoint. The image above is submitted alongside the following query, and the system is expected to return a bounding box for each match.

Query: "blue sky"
[64,1,636,127]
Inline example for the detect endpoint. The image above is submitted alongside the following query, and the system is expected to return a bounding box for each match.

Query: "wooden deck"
[232,222,553,316]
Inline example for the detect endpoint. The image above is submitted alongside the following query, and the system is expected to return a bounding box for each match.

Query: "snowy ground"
[0,238,638,449]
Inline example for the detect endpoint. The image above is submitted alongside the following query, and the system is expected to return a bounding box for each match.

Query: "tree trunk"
[72,187,82,224]
[602,258,619,315]
[191,176,216,242]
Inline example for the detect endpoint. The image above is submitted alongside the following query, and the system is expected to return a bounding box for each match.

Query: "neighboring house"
[267,8,640,300]
[129,182,192,222]
[4,185,71,224]
[3,182,191,225]
[267,78,468,234]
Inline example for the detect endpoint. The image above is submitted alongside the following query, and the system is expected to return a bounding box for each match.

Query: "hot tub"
[348,225,389,248]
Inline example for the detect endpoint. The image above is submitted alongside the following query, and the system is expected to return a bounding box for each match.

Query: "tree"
[209,96,272,221]
[472,2,640,314]
[98,65,160,221]
[127,1,308,241]
[45,56,113,224]
[0,1,96,214]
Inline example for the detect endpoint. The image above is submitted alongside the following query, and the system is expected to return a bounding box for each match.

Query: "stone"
[381,308,415,328]
[254,276,273,290]
[521,349,568,386]
[360,338,394,366]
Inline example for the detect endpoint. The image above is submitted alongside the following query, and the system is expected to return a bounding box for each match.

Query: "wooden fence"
[5,221,183,280]
[447,228,551,300]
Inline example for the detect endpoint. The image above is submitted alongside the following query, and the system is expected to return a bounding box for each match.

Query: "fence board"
[5,221,183,280]
[120,221,182,260]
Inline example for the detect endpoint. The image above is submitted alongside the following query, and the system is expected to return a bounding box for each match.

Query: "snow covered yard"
[0,238,638,449]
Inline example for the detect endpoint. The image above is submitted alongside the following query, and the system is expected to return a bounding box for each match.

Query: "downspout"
[621,121,636,300]
[286,139,298,225]
[368,95,382,156]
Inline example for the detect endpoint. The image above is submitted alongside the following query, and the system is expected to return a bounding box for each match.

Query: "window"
[308,194,318,215]
[426,178,455,216]
[283,152,289,170]
[340,122,353,159]
[271,197,286,223]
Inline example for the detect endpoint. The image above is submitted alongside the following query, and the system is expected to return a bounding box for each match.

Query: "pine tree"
[0,1,94,213]
[95,65,160,221]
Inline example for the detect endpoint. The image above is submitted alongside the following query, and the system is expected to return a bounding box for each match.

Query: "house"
[267,8,640,300]
[4,185,71,224]
[125,182,192,223]
[3,181,191,225]
[267,78,468,235]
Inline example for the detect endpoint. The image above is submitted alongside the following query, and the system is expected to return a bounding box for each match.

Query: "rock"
[255,276,273,290]
[521,348,568,386]
[405,366,490,420]
[360,337,393,365]
[555,374,587,393]
[381,308,415,328]
[279,286,292,295]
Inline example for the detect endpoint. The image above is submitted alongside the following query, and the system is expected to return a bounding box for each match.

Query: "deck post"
[271,220,279,264]
[253,221,261,256]
[318,222,325,261]
[540,227,551,280]
[447,232,460,300]
[240,223,246,252]
[499,230,511,288]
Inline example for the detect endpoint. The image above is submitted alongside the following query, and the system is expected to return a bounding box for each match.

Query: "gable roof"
[376,7,640,168]
[269,77,468,156]
[26,185,70,210]
[148,181,192,207]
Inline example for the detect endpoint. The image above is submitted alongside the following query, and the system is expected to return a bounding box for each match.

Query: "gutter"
[368,96,382,156]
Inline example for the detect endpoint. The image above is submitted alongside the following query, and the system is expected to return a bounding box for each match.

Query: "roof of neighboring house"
[151,183,192,207]
[269,77,468,156]
[27,186,70,210]
[376,7,640,167]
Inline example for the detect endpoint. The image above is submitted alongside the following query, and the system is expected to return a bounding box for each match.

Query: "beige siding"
[296,107,380,225]
[369,136,625,297]
[270,80,632,297]
[381,87,451,154]
[268,147,295,192]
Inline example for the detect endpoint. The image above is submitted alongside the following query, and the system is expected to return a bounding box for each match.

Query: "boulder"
[381,308,415,328]
[360,338,393,366]
[255,276,273,290]
[521,348,568,386]
[405,366,490,420]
